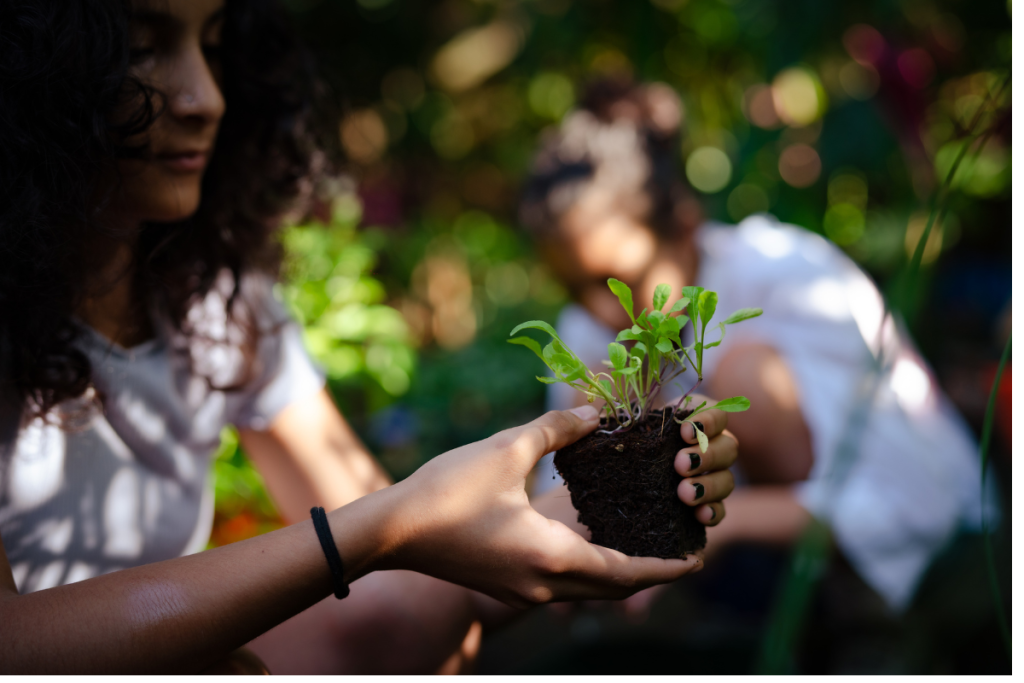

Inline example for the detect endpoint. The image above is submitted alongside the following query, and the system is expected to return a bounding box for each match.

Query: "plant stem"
[980,335,1011,658]
[672,375,702,411]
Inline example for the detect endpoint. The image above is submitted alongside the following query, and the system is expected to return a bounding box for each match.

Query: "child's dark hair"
[0,0,330,429]
[519,77,700,241]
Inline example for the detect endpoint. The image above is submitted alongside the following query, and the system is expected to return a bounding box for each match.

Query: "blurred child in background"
[520,79,991,629]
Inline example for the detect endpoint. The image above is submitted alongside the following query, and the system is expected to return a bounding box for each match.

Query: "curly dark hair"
[0,0,328,432]
[519,77,702,241]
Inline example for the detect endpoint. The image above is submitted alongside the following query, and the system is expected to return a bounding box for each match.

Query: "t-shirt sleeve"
[231,278,326,432]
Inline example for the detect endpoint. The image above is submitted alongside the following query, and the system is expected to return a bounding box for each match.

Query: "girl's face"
[114,0,226,224]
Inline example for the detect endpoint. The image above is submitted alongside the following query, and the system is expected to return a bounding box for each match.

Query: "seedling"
[509,279,762,452]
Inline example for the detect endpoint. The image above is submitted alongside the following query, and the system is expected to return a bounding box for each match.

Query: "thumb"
[502,405,600,472]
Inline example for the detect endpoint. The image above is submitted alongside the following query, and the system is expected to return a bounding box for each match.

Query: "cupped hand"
[674,393,738,527]
[376,406,703,608]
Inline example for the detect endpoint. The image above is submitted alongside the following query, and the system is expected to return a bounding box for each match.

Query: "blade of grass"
[980,335,1011,657]
[755,518,832,674]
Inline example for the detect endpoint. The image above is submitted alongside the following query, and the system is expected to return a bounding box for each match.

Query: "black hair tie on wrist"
[311,506,350,599]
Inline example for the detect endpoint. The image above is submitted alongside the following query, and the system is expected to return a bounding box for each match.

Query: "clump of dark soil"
[554,407,705,558]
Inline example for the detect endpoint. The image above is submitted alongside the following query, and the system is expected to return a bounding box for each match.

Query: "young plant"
[509,279,762,452]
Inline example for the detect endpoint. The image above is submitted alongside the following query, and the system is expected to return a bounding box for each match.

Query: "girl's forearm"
[0,490,395,674]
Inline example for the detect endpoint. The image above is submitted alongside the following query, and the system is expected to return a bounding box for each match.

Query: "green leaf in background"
[724,307,764,325]
[608,278,635,323]
[655,339,674,354]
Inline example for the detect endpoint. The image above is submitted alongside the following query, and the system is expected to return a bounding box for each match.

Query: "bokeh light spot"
[485,262,530,306]
[685,146,732,194]
[340,109,388,164]
[843,24,886,66]
[897,48,936,89]
[839,61,880,100]
[778,144,821,188]
[828,171,868,209]
[726,183,771,221]
[744,84,781,129]
[772,67,826,127]
[528,72,575,120]
[824,203,865,246]
[430,20,524,93]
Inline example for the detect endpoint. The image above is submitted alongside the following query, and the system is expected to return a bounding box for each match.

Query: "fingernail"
[568,405,599,421]
[695,421,705,434]
[688,453,701,472]
[709,506,717,521]
[693,482,705,499]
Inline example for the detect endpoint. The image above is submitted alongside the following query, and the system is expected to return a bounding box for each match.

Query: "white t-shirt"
[534,215,989,611]
[0,272,325,593]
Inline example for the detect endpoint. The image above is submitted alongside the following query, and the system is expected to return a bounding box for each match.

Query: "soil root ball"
[553,407,706,558]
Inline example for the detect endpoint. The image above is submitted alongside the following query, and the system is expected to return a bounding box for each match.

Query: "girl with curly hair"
[0,0,739,673]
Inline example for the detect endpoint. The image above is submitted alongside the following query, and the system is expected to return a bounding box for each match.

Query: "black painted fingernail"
[695,421,705,434]
[709,507,717,521]
[693,482,705,499]
[689,452,701,471]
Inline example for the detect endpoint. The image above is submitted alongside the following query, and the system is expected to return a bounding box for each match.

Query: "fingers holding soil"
[677,469,734,506]
[674,431,738,477]
[694,502,725,526]
[679,402,729,444]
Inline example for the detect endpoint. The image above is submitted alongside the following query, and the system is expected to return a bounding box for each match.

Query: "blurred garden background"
[209,0,1011,673]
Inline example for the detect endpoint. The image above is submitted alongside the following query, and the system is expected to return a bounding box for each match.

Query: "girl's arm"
[238,389,393,520]
[0,407,701,674]
[708,342,814,484]
[238,389,477,674]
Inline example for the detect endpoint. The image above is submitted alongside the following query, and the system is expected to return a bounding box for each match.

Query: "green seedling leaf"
[630,342,648,359]
[637,308,650,328]
[510,320,561,340]
[703,322,727,349]
[653,283,671,312]
[658,317,682,344]
[607,279,635,323]
[562,365,588,382]
[613,365,639,377]
[608,342,628,370]
[616,328,643,342]
[712,396,751,412]
[647,310,666,326]
[535,376,559,384]
[698,291,718,333]
[655,338,674,354]
[669,297,691,314]
[508,336,544,362]
[724,307,763,325]
[681,286,705,306]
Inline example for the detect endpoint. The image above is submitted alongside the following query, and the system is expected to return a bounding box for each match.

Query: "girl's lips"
[157,151,208,172]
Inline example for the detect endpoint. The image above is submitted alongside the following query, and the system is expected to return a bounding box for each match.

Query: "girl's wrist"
[326,485,404,584]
